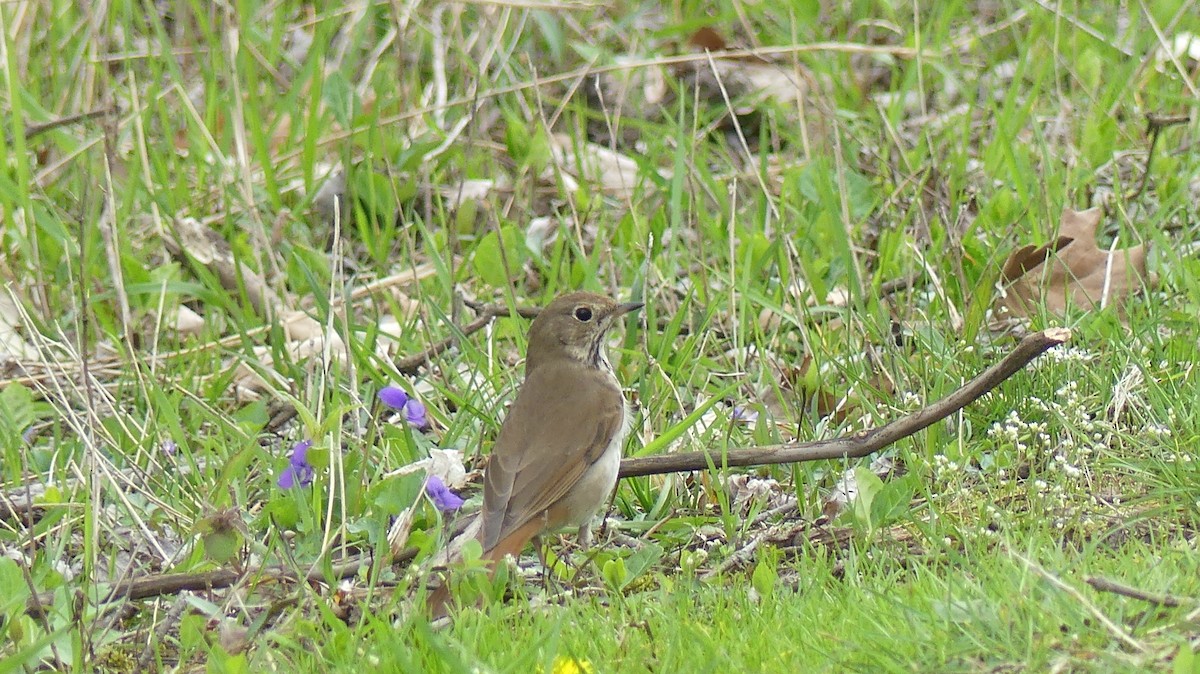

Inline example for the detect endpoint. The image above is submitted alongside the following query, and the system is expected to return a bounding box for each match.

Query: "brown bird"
[428,291,642,617]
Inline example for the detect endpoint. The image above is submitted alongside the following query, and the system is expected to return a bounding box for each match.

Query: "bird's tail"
[425,518,543,619]
[426,577,455,620]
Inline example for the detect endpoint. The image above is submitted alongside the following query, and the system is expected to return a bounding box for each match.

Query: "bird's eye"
[574,306,593,322]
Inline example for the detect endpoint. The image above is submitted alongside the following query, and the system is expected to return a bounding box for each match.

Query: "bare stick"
[27,553,384,618]
[461,298,541,319]
[24,108,113,139]
[398,282,931,375]
[395,299,551,373]
[396,305,509,374]
[1125,112,1191,202]
[1014,551,1146,653]
[1086,576,1188,608]
[699,533,762,581]
[619,328,1071,478]
[136,595,189,671]
[879,271,923,297]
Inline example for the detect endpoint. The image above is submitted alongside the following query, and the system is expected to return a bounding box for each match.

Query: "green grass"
[2,0,1199,672]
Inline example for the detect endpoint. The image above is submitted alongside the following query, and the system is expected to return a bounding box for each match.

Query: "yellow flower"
[550,656,594,674]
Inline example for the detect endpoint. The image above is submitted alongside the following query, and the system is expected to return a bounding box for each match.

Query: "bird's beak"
[615,302,644,316]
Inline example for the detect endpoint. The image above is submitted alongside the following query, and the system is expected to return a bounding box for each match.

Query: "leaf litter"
[995,207,1151,324]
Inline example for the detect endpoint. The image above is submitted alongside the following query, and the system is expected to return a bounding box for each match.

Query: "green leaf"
[601,557,627,591]
[214,443,259,500]
[851,467,885,532]
[0,623,72,674]
[502,107,533,165]
[179,614,209,655]
[472,225,527,288]
[322,70,356,127]
[0,557,29,615]
[680,549,706,577]
[206,650,250,674]
[370,472,424,514]
[501,107,550,171]
[232,399,270,431]
[395,137,444,173]
[751,559,778,598]
[1174,644,1199,674]
[350,165,399,225]
[869,474,917,527]
[0,384,45,437]
[531,11,565,62]
[200,528,242,566]
[264,496,301,530]
[619,543,664,590]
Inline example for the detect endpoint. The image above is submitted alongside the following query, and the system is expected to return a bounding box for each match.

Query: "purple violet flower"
[379,385,431,431]
[731,406,759,424]
[424,475,464,513]
[403,399,431,431]
[278,440,315,489]
[378,385,410,409]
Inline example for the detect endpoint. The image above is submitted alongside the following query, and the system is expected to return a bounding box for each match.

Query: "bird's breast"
[558,399,629,526]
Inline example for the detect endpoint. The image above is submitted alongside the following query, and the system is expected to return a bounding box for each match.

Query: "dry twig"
[619,328,1071,477]
[27,554,378,618]
[1124,112,1191,202]
[396,301,536,374]
[1086,576,1189,608]
[1014,551,1147,653]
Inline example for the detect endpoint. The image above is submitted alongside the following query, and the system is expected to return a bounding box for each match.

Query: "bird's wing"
[479,362,624,551]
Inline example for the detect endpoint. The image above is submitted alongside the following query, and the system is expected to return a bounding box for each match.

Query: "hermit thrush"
[428,291,642,616]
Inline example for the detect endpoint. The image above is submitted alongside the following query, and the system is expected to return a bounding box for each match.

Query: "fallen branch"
[1014,550,1147,653]
[396,302,529,374]
[24,108,113,140]
[27,554,383,618]
[879,271,923,297]
[619,328,1071,477]
[1125,112,1190,202]
[1086,576,1188,608]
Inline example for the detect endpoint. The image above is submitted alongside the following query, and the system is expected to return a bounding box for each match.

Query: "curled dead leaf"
[440,178,503,209]
[172,306,205,335]
[525,216,560,254]
[996,208,1149,322]
[675,27,815,117]
[549,133,664,197]
[822,456,898,520]
[0,290,38,362]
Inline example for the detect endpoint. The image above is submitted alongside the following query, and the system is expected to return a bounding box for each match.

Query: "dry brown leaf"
[676,27,814,115]
[996,207,1149,321]
[232,311,347,391]
[440,178,504,209]
[0,289,38,362]
[525,216,560,254]
[165,217,286,320]
[688,27,729,52]
[1157,31,1200,66]
[822,456,897,520]
[172,306,206,335]
[761,354,859,425]
[549,133,665,197]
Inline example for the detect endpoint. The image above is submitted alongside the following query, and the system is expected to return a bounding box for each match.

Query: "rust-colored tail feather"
[425,518,545,619]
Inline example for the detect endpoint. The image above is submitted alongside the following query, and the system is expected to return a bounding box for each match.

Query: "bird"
[427,291,642,617]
